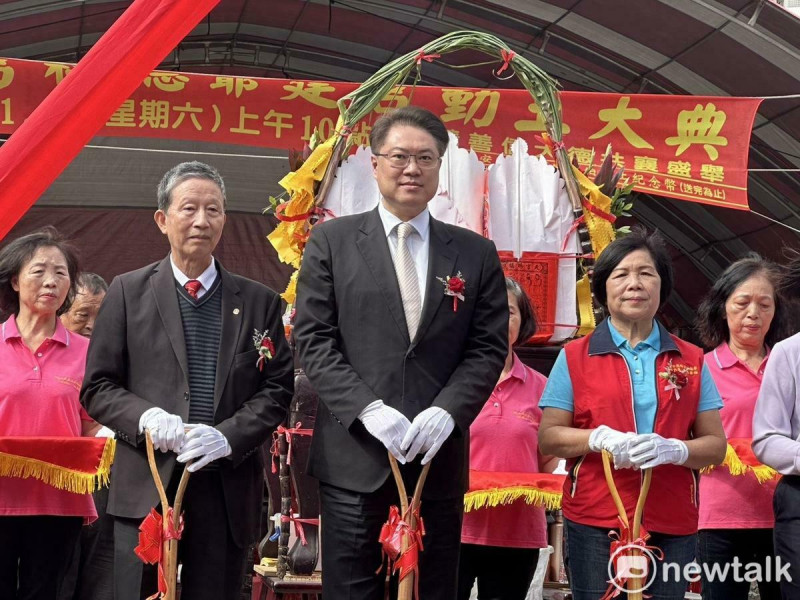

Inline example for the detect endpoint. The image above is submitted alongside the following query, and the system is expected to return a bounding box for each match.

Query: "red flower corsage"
[253,329,275,371]
[658,360,697,400]
[436,271,466,312]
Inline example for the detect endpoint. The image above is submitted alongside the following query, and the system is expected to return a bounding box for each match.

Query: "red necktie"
[184,279,202,299]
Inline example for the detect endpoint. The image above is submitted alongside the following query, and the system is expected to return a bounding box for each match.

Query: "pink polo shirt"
[698,343,776,529]
[461,354,548,549]
[0,315,96,520]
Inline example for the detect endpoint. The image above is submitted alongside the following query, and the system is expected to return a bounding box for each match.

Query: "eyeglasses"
[374,152,441,170]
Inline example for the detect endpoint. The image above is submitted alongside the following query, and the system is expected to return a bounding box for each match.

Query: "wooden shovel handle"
[145,431,169,513]
[601,450,629,528]
[388,455,432,600]
[601,451,654,600]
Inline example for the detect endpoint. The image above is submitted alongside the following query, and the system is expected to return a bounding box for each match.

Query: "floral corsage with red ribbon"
[436,271,466,311]
[658,360,698,400]
[253,329,275,371]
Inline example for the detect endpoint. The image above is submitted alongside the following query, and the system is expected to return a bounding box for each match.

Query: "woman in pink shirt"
[0,228,98,600]
[458,277,559,600]
[695,255,789,600]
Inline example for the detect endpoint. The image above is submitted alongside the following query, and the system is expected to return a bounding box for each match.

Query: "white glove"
[588,425,638,469]
[358,400,411,464]
[176,424,232,472]
[94,426,116,439]
[401,407,455,465]
[629,433,689,470]
[139,407,185,453]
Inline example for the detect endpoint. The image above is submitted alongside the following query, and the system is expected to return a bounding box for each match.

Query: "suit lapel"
[412,217,457,350]
[151,256,189,382]
[214,264,243,409]
[356,207,410,344]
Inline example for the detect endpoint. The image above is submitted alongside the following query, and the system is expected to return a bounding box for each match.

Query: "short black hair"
[370,106,449,157]
[77,272,108,295]
[0,226,80,317]
[506,277,537,346]
[696,254,788,348]
[591,226,673,310]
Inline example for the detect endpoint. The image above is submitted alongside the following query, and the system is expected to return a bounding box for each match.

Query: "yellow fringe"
[464,487,563,513]
[700,443,779,484]
[0,438,116,495]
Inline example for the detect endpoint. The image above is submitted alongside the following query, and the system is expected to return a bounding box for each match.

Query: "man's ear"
[154,209,167,234]
[371,155,379,180]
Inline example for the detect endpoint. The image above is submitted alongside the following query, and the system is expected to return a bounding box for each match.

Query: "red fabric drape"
[0,437,111,473]
[0,0,221,241]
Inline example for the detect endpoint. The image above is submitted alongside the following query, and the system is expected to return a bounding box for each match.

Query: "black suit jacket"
[81,256,293,546]
[294,207,508,499]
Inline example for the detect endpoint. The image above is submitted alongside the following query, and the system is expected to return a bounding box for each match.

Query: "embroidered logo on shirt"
[513,410,539,424]
[55,376,82,391]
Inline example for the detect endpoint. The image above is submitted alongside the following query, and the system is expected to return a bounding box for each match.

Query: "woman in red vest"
[695,256,787,600]
[538,227,726,600]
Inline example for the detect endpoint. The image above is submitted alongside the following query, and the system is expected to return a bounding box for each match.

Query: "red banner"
[0,57,760,210]
[0,0,221,241]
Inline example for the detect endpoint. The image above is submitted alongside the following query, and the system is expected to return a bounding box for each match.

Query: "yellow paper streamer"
[267,132,339,269]
[0,438,116,495]
[281,269,299,305]
[571,164,616,259]
[464,487,562,513]
[576,273,596,336]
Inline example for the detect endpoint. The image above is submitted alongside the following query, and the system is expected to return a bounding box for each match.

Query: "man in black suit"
[294,107,508,599]
[82,161,293,600]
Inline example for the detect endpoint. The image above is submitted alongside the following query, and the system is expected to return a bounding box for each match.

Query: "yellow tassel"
[464,487,563,513]
[0,438,116,495]
[701,443,779,483]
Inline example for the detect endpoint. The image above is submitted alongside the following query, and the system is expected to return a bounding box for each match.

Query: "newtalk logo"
[608,544,792,594]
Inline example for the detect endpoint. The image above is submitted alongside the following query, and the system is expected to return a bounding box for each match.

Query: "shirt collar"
[607,318,661,352]
[169,254,218,292]
[2,314,70,346]
[377,201,430,241]
[713,341,770,370]
[508,352,528,383]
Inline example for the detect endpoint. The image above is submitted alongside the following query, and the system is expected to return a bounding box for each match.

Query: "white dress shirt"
[378,201,430,302]
[169,255,218,299]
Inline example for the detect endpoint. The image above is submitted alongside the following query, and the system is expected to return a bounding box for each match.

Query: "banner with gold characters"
[0,57,760,210]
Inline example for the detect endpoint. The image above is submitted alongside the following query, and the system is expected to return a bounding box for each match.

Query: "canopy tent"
[0,0,798,330]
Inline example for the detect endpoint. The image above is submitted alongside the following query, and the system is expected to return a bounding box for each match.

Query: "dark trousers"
[774,475,800,600]
[0,515,83,600]
[457,543,540,600]
[113,469,249,600]
[319,474,463,600]
[59,486,114,600]
[564,518,696,600]
[697,528,781,600]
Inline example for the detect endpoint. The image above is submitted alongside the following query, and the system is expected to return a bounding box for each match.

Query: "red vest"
[562,320,704,535]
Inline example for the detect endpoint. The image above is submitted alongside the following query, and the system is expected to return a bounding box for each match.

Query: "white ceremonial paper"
[487,138,578,342]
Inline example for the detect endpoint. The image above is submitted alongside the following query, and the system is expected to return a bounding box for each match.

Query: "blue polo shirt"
[539,319,722,433]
